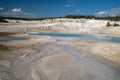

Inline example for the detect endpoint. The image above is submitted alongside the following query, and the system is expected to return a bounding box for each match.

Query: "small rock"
[0,60,10,68]
[32,70,41,80]
[0,72,10,80]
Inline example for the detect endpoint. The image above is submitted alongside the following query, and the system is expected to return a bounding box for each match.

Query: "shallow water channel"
[30,32,120,43]
[11,33,120,80]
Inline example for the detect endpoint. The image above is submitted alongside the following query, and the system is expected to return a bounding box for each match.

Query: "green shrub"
[113,23,119,27]
[0,19,8,23]
[106,22,111,27]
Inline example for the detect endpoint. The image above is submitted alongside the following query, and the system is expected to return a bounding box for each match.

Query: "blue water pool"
[29,33,120,43]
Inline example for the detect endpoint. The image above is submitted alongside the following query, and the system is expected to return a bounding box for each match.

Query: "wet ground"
[0,34,120,80]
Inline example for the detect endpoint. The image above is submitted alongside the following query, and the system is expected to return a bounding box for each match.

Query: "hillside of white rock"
[0,18,120,35]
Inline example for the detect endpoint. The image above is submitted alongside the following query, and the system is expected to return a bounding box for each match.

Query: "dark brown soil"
[0,44,9,51]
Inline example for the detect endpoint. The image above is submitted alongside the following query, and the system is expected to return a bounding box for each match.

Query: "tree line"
[1,15,120,22]
[65,15,120,21]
